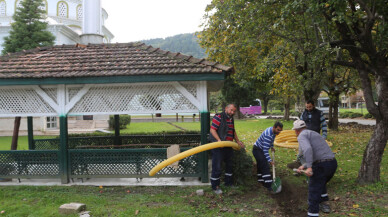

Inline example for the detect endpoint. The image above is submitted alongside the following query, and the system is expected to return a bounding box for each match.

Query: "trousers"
[307,159,337,217]
[210,147,234,190]
[252,146,272,190]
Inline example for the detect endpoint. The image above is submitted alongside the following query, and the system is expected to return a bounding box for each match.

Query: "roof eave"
[0,73,226,86]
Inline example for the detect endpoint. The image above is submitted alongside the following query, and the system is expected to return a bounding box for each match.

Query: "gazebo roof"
[0,43,232,85]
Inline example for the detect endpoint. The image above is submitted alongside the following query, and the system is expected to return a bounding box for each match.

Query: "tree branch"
[332,60,357,68]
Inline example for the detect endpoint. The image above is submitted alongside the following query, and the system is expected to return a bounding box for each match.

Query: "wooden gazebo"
[0,43,232,184]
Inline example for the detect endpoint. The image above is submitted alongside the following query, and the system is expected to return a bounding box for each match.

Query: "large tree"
[313,0,388,183]
[2,0,55,150]
[199,0,330,114]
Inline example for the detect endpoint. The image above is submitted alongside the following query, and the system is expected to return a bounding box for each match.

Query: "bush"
[232,149,254,186]
[363,113,373,119]
[339,111,353,118]
[268,111,283,115]
[349,112,363,118]
[290,111,301,117]
[108,115,131,130]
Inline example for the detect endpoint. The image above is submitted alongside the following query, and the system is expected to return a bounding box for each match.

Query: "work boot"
[213,188,223,195]
[319,202,331,213]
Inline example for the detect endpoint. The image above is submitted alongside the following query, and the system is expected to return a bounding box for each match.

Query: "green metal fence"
[0,134,205,181]
[69,148,201,179]
[0,150,60,179]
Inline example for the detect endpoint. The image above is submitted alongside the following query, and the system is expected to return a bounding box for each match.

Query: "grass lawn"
[0,119,386,216]
[0,135,56,150]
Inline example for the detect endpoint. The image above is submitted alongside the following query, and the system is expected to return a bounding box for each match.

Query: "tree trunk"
[11,117,21,150]
[262,98,269,114]
[328,101,333,129]
[331,95,339,130]
[328,94,339,130]
[358,117,388,183]
[283,97,290,121]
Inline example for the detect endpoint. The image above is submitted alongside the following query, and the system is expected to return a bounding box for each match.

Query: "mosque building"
[0,0,114,52]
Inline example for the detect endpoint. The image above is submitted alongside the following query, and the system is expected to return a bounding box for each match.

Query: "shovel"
[271,150,282,193]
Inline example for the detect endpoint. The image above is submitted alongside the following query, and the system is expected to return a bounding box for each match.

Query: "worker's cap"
[292,120,306,130]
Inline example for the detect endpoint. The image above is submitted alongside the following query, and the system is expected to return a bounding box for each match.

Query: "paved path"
[256,115,375,126]
[0,177,209,187]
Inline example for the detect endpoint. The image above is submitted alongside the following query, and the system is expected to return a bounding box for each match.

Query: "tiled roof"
[0,42,233,79]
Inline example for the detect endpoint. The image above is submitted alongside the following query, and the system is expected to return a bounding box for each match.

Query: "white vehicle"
[316,97,331,118]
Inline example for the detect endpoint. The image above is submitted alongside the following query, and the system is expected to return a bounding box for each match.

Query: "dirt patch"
[271,179,308,216]
[338,122,375,131]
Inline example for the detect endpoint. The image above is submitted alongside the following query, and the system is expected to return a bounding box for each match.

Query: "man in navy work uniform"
[209,104,245,195]
[252,121,283,193]
[300,100,328,139]
[293,120,337,216]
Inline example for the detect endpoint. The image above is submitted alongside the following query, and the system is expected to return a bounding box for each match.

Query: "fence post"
[114,115,122,146]
[200,111,210,183]
[59,115,69,184]
[27,117,34,150]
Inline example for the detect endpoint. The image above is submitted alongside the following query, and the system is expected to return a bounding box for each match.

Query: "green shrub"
[363,113,373,119]
[339,111,353,118]
[108,115,131,130]
[232,149,254,186]
[349,112,363,118]
[268,111,283,115]
[290,111,301,117]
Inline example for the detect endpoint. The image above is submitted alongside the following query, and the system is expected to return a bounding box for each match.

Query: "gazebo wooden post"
[27,117,34,150]
[59,115,69,184]
[198,80,209,183]
[200,111,210,183]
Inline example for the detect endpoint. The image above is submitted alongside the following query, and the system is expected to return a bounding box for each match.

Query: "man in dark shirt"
[300,100,328,139]
[209,104,244,194]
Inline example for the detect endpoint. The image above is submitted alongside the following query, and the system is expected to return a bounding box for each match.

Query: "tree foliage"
[142,33,206,59]
[199,0,387,183]
[2,0,55,54]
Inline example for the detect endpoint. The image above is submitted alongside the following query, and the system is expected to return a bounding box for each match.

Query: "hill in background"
[142,33,207,59]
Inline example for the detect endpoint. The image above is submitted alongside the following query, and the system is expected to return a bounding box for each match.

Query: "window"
[0,0,5,16]
[57,1,68,18]
[46,116,58,129]
[76,4,82,20]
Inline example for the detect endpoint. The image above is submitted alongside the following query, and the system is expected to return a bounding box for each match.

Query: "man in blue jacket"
[252,121,283,193]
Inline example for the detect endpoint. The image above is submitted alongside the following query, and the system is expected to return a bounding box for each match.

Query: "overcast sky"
[101,0,212,43]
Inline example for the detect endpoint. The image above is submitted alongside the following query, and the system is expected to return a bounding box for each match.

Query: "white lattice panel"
[68,87,83,103]
[69,82,200,115]
[181,82,198,98]
[0,81,206,117]
[41,87,58,104]
[0,87,56,117]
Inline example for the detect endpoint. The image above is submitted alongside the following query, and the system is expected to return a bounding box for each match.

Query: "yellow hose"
[149,141,240,176]
[274,130,332,149]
